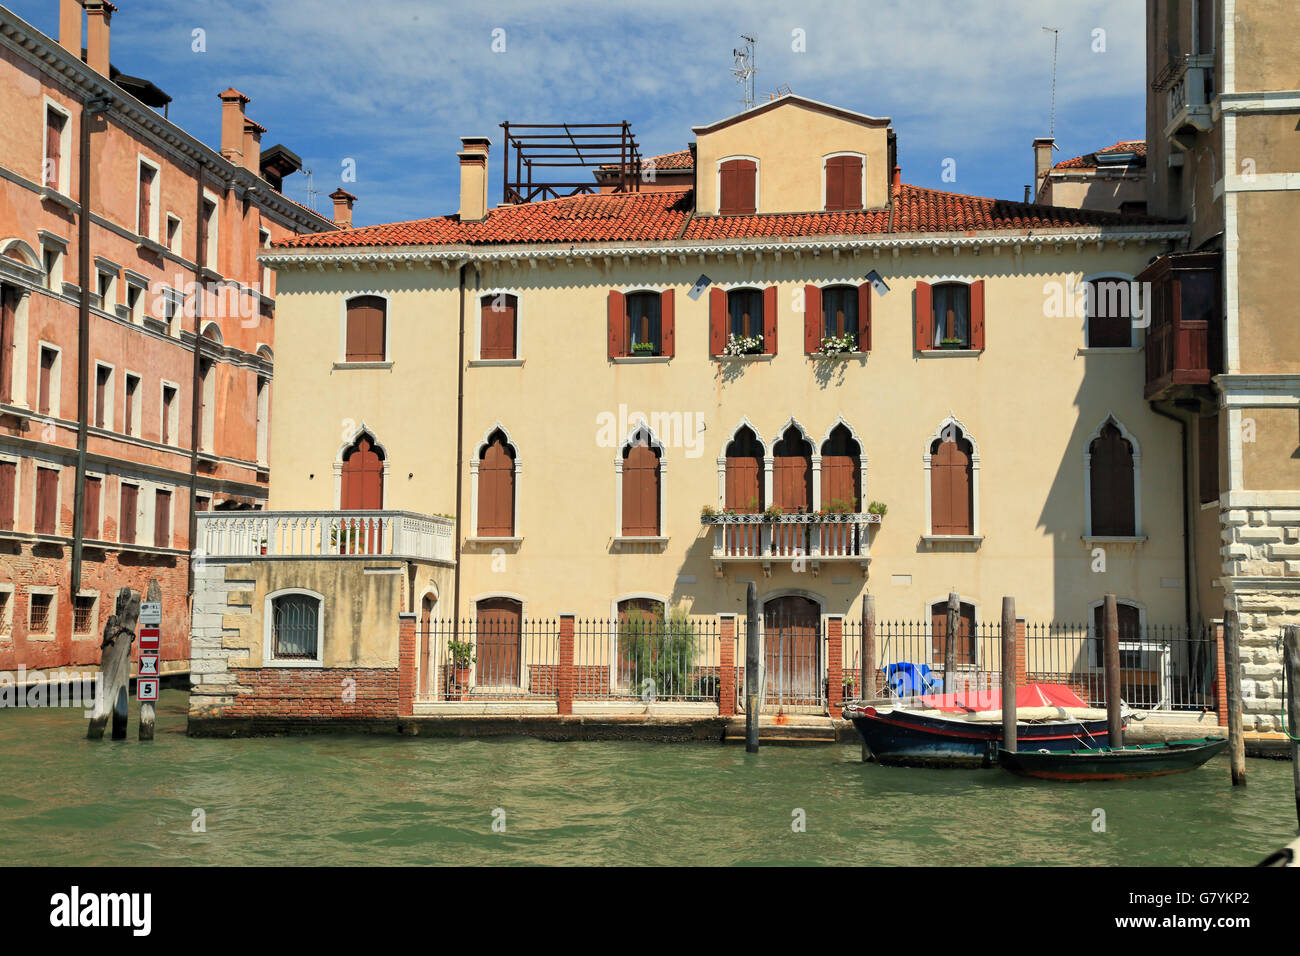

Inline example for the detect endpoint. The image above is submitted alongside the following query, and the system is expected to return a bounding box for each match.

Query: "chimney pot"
[243,118,265,173]
[458,136,491,222]
[1032,136,1056,203]
[329,188,357,229]
[891,165,901,188]
[219,88,250,165]
[84,1,113,76]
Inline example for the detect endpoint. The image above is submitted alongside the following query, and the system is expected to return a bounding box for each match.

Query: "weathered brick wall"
[224,667,398,719]
[1220,505,1300,731]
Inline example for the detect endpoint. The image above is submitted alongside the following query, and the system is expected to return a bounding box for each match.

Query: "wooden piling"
[1102,594,1123,748]
[1224,608,1247,785]
[1283,625,1299,825]
[88,587,138,741]
[745,581,759,754]
[1001,597,1017,753]
[861,595,875,763]
[139,579,159,741]
[944,591,959,693]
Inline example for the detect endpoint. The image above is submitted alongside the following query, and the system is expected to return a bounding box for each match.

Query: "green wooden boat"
[996,737,1228,781]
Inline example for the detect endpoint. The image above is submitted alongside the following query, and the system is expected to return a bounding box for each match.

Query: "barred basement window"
[73,595,96,635]
[0,591,11,636]
[29,593,52,634]
[271,593,321,660]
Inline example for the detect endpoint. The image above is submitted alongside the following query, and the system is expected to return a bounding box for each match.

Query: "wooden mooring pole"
[1001,597,1017,753]
[1283,625,1299,826]
[745,581,759,754]
[1224,608,1247,785]
[861,595,875,763]
[1102,594,1123,748]
[87,587,138,741]
[944,591,959,692]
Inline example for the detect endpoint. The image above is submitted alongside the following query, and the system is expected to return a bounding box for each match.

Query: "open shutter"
[915,281,933,352]
[658,289,675,358]
[607,290,626,359]
[763,285,778,355]
[804,285,821,354]
[970,279,986,351]
[857,281,872,351]
[709,287,726,356]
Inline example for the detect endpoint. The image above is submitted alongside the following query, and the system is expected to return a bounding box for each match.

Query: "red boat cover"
[917,683,1089,713]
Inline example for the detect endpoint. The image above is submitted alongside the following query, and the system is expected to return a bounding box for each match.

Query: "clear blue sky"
[10,0,1146,227]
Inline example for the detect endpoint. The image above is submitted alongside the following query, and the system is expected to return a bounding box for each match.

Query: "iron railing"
[418,618,561,701]
[572,617,721,703]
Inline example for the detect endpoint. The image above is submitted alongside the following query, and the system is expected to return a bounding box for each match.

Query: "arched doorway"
[419,591,438,697]
[763,595,821,708]
[340,433,384,552]
[476,597,522,688]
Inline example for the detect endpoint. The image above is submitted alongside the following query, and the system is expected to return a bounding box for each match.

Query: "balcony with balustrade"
[702,511,879,577]
[196,510,455,564]
[1137,251,1222,402]
[1160,53,1215,147]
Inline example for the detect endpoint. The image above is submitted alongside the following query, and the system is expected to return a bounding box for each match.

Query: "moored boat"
[996,737,1228,781]
[843,683,1114,768]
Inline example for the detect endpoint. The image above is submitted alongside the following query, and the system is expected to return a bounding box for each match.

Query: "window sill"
[332,361,394,371]
[1082,535,1147,546]
[1077,346,1140,355]
[613,536,669,549]
[714,354,773,363]
[199,266,223,283]
[136,237,167,257]
[40,187,78,212]
[918,349,981,358]
[263,658,324,669]
[612,355,670,364]
[921,534,983,548]
[466,536,522,546]
[468,358,524,367]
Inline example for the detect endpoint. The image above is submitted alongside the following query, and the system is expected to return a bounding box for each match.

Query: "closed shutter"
[35,467,59,535]
[138,165,152,236]
[622,444,660,536]
[119,483,138,544]
[708,287,726,355]
[0,460,14,530]
[45,109,62,188]
[0,286,14,403]
[83,475,101,538]
[762,286,778,355]
[481,294,517,360]
[915,281,933,351]
[970,279,986,351]
[154,489,171,547]
[607,290,626,358]
[932,601,976,666]
[659,289,675,357]
[725,455,762,512]
[345,296,386,362]
[804,285,821,353]
[476,597,522,687]
[38,349,55,415]
[1090,425,1135,536]
[825,155,863,211]
[931,439,973,535]
[94,366,108,428]
[719,159,756,214]
[773,448,811,512]
[478,437,515,537]
[821,456,858,510]
[857,281,873,351]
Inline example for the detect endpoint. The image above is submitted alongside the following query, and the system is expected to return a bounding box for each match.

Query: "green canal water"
[0,690,1295,866]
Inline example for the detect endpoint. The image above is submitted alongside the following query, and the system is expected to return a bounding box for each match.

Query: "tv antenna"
[1042,26,1059,138]
[732,34,756,111]
[303,167,320,212]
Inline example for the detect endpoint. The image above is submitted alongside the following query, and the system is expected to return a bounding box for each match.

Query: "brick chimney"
[1033,137,1055,202]
[59,0,82,56]
[218,88,250,165]
[458,136,490,222]
[84,1,114,75]
[329,189,357,228]
[243,118,265,173]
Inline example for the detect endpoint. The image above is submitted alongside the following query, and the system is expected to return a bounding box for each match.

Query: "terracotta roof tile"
[276,181,1166,250]
[1055,140,1146,169]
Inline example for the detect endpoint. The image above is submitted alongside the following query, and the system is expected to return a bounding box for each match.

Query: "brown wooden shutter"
[970,279,986,351]
[762,286,778,355]
[709,287,726,355]
[0,460,14,530]
[804,285,821,353]
[94,366,108,428]
[478,438,515,537]
[607,290,626,359]
[476,597,522,687]
[45,110,62,188]
[659,289,675,358]
[83,476,100,538]
[622,445,660,536]
[931,439,972,535]
[825,158,844,210]
[1090,425,1135,536]
[821,456,858,509]
[915,281,933,351]
[154,489,171,547]
[843,156,863,210]
[138,165,152,235]
[857,281,872,352]
[35,467,58,535]
[38,349,54,414]
[0,286,14,403]
[719,159,756,214]
[932,602,976,666]
[481,293,517,359]
[119,483,138,544]
[345,297,386,362]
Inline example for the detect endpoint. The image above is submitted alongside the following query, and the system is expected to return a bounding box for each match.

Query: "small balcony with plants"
[700,500,884,577]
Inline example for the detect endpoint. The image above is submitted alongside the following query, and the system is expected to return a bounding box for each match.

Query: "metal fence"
[419,618,561,701]
[572,617,722,702]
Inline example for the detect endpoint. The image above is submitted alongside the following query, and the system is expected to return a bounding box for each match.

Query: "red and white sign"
[138,626,160,651]
[137,678,158,701]
[138,653,159,678]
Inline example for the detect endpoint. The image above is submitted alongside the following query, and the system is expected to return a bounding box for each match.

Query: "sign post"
[137,583,161,740]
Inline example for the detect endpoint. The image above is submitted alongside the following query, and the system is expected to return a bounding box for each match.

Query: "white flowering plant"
[818,333,857,355]
[722,332,764,357]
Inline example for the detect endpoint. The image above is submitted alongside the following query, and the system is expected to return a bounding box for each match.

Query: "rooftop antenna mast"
[732,34,756,111]
[303,167,320,212]
[1042,26,1059,138]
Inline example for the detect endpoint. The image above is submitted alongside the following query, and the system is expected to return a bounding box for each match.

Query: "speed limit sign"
[137,678,159,702]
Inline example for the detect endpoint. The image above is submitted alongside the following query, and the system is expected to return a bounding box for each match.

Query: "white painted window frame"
[333,423,390,509]
[821,151,868,211]
[201,188,221,272]
[1082,415,1144,540]
[474,288,524,363]
[41,97,72,195]
[922,414,981,539]
[122,370,142,437]
[468,422,522,541]
[92,360,114,431]
[263,587,326,668]
[715,154,760,215]
[614,420,668,541]
[166,213,183,255]
[159,379,180,446]
[338,291,392,365]
[1081,271,1139,349]
[36,340,62,418]
[72,589,101,639]
[26,585,58,639]
[136,154,161,242]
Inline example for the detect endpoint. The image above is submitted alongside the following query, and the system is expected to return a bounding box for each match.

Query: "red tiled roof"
[276,182,1165,249]
[1055,140,1146,169]
[599,149,694,172]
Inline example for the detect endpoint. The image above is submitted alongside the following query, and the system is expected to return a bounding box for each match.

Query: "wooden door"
[340,436,383,553]
[763,596,821,706]
[931,601,976,670]
[931,436,972,534]
[476,597,521,687]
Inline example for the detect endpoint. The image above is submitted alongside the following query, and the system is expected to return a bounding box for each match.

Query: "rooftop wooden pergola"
[499,122,642,204]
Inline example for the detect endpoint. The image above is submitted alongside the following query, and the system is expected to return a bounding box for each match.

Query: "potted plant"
[446,640,475,700]
[940,337,966,350]
[722,332,764,357]
[843,672,858,700]
[632,340,658,356]
[763,503,784,519]
[256,536,268,556]
[867,500,888,518]
[818,333,857,355]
